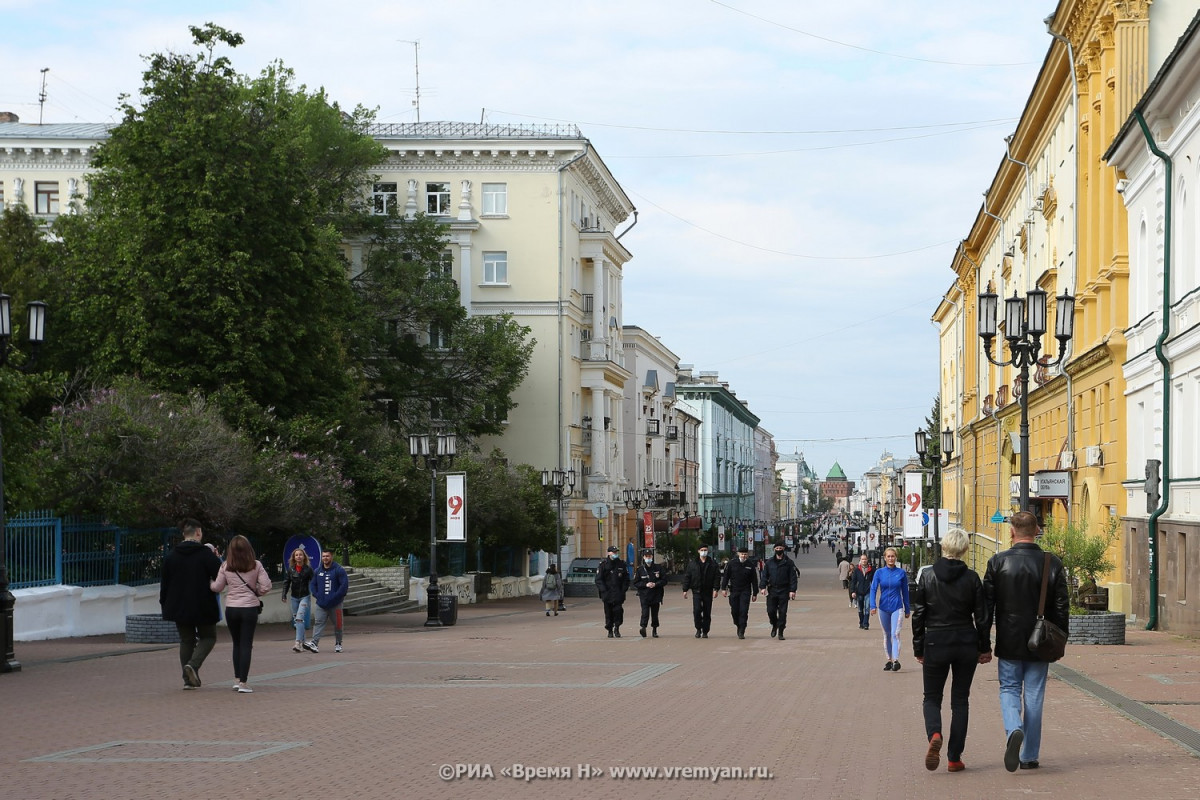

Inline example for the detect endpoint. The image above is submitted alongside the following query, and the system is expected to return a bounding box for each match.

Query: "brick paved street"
[5,545,1200,799]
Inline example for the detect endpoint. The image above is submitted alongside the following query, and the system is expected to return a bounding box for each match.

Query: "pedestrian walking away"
[595,545,629,637]
[633,550,668,637]
[837,556,854,607]
[281,547,314,653]
[984,510,1069,772]
[681,543,720,638]
[210,534,272,693]
[912,528,993,773]
[850,553,874,630]
[720,546,759,639]
[760,543,798,640]
[308,549,348,653]
[869,547,911,671]
[540,563,563,616]
[159,518,223,690]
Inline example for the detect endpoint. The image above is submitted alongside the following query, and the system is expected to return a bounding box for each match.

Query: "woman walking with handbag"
[211,535,272,693]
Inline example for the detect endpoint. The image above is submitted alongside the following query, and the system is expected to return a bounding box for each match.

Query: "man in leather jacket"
[912,528,992,772]
[681,544,720,638]
[983,511,1069,772]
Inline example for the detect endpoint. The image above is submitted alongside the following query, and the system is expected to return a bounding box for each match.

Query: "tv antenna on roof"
[398,40,420,122]
[38,68,49,125]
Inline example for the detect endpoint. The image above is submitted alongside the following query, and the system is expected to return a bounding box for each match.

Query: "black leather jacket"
[681,557,721,594]
[984,542,1070,661]
[911,558,990,658]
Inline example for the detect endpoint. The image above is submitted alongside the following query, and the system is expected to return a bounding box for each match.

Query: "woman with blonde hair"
[281,547,314,652]
[912,528,992,773]
[211,535,272,693]
[869,547,911,672]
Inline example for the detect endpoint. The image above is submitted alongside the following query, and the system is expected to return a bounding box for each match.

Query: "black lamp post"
[541,467,575,611]
[623,486,650,553]
[0,295,47,674]
[979,285,1075,511]
[409,431,456,627]
[915,427,955,561]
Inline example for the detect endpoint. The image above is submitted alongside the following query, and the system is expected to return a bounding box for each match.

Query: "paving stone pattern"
[6,546,1200,800]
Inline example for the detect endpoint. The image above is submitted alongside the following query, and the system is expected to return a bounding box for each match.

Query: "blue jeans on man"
[997,658,1049,763]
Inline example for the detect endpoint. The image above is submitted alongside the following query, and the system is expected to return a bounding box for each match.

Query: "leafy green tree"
[54,24,385,420]
[1038,515,1118,608]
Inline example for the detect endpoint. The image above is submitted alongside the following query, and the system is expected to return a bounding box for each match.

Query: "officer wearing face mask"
[760,543,799,640]
[720,546,759,639]
[682,543,721,638]
[632,549,668,638]
[595,544,630,638]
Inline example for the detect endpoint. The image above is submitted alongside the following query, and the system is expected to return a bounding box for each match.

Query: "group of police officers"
[594,541,799,640]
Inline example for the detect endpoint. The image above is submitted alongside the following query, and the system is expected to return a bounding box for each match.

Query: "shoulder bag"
[1027,552,1068,662]
[234,567,264,615]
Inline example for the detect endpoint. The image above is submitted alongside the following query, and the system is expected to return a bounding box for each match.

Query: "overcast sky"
[1,0,1059,483]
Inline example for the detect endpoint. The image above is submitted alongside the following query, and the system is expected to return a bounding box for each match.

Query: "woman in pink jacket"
[211,535,272,693]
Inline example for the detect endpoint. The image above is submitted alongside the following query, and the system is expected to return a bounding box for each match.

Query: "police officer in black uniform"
[633,549,668,637]
[595,544,629,638]
[720,546,759,639]
[760,543,799,640]
[681,543,721,638]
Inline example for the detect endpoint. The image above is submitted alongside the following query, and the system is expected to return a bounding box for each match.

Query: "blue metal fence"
[5,511,176,590]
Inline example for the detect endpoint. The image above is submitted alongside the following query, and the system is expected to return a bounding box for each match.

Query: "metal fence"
[5,510,175,589]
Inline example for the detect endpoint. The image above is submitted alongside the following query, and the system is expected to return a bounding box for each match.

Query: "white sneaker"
[292,643,302,652]
[237,685,254,693]
[302,640,319,653]
[232,682,241,691]
[334,644,342,653]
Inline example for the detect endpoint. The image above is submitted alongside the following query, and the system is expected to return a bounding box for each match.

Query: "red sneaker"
[947,760,965,773]
[925,733,942,771]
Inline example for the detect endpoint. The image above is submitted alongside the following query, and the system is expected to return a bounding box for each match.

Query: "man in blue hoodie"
[306,549,348,653]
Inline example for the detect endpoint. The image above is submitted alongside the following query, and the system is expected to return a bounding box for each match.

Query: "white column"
[591,256,606,355]
[456,237,473,315]
[590,389,607,482]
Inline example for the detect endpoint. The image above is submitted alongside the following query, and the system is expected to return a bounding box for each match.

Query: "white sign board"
[903,472,924,540]
[445,473,466,541]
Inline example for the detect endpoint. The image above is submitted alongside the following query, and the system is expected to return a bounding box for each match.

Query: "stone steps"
[341,568,414,616]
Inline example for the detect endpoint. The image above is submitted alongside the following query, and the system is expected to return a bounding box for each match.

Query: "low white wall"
[408,575,536,606]
[14,583,292,641]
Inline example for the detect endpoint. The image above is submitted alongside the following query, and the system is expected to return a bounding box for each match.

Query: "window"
[35,181,59,215]
[482,183,507,215]
[483,251,508,285]
[430,322,450,350]
[373,182,398,215]
[426,182,450,215]
[0,182,5,206]
[433,250,453,278]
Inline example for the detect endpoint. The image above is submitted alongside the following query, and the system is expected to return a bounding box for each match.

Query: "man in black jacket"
[595,545,630,638]
[720,546,758,639]
[760,544,798,640]
[849,553,874,630]
[633,549,668,637]
[984,511,1069,772]
[681,544,720,638]
[159,519,223,689]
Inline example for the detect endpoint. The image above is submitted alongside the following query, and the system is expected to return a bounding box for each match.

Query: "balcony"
[582,294,594,314]
[665,425,678,440]
[646,419,660,436]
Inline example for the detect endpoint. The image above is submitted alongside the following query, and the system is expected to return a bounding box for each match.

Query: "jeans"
[922,642,980,760]
[854,595,869,627]
[289,596,311,643]
[997,658,1049,762]
[879,608,904,659]
[225,607,259,683]
[312,603,344,645]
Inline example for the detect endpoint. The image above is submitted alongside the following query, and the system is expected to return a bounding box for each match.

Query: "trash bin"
[470,571,492,600]
[438,593,458,626]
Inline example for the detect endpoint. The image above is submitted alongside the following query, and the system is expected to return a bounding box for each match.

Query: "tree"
[54,24,385,421]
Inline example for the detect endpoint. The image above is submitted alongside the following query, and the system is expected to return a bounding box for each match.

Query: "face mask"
[774,551,785,558]
[608,553,617,560]
[643,557,652,564]
[698,551,709,558]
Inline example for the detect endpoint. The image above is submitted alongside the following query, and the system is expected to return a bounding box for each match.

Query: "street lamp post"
[409,431,456,627]
[542,468,576,611]
[978,285,1075,511]
[915,427,955,561]
[0,295,47,674]
[623,487,650,553]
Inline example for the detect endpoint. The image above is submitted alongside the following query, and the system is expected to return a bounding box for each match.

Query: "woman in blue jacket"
[869,547,912,672]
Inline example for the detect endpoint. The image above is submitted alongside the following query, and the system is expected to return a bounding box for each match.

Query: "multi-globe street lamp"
[914,427,955,561]
[623,486,651,554]
[541,468,575,611]
[0,295,47,674]
[978,284,1075,511]
[408,431,456,627]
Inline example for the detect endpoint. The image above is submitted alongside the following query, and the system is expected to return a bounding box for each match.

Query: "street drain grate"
[1052,663,1200,756]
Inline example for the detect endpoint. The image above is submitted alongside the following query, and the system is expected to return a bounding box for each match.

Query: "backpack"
[545,573,559,591]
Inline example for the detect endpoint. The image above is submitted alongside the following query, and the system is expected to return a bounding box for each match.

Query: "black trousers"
[921,641,980,760]
[602,600,625,631]
[728,590,751,630]
[765,592,790,630]
[639,598,661,629]
[692,591,715,633]
[225,606,260,683]
[174,622,217,679]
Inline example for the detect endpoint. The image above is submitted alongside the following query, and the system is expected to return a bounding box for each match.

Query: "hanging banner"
[718,526,726,551]
[445,473,466,541]
[643,511,654,550]
[903,472,923,540]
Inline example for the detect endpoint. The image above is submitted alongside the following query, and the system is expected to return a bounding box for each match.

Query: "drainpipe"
[616,209,638,241]
[1134,111,1172,632]
[1047,16,1080,525]
[558,144,591,536]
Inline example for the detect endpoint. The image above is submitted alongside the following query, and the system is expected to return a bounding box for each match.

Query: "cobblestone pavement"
[5,546,1200,800]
